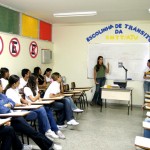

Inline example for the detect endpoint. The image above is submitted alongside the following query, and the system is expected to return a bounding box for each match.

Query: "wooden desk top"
[101,87,133,91]
[13,105,42,110]
[135,136,150,150]
[64,90,81,94]
[73,88,90,91]
[74,87,92,89]
[42,96,64,101]
[0,118,11,126]
[143,121,150,130]
[31,100,54,105]
[0,111,30,117]
[63,93,74,97]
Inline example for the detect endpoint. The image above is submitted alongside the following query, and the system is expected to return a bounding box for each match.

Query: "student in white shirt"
[44,72,79,126]
[19,68,30,90]
[44,68,53,83]
[0,67,9,90]
[5,75,60,141]
[143,59,150,92]
[24,74,65,139]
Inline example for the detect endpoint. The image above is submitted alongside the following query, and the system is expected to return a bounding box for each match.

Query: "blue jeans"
[144,81,150,93]
[92,77,106,104]
[33,107,51,134]
[65,97,77,110]
[11,117,53,150]
[53,99,74,122]
[50,102,65,125]
[44,106,58,132]
[24,111,37,121]
[0,126,22,150]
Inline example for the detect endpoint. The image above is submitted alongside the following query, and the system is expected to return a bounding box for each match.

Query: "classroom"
[0,0,150,150]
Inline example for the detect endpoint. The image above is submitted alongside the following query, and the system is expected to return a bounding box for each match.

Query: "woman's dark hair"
[33,67,41,76]
[4,75,19,93]
[95,56,106,72]
[26,74,38,96]
[0,68,9,79]
[44,68,52,75]
[148,59,150,63]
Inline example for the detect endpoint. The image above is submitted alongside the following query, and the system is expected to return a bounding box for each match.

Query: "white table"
[101,87,133,115]
[0,118,11,126]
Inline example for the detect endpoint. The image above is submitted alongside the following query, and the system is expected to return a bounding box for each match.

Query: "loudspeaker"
[41,49,52,64]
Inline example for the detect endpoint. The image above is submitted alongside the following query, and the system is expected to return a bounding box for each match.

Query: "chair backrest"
[71,82,76,90]
[63,84,70,92]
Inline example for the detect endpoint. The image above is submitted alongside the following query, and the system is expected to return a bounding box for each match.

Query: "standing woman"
[90,56,109,106]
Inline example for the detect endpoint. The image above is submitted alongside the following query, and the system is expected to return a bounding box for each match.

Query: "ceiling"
[0,0,150,24]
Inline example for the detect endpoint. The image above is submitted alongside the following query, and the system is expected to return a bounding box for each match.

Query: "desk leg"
[131,90,133,111]
[128,101,130,115]
[100,99,103,112]
[105,99,107,108]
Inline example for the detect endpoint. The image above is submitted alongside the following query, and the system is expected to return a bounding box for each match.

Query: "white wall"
[0,32,53,76]
[52,21,150,105]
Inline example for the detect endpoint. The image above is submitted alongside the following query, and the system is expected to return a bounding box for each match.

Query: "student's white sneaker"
[52,144,62,150]
[67,119,79,126]
[45,129,59,139]
[56,130,66,139]
[73,108,84,113]
[23,144,32,150]
[57,124,67,130]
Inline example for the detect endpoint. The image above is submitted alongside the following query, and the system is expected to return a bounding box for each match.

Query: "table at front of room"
[101,87,133,115]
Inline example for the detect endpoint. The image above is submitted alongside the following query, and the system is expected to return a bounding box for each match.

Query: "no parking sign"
[0,36,4,55]
[29,41,38,58]
[9,38,20,57]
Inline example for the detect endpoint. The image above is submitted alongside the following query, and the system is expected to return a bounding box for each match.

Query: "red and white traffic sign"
[0,36,4,55]
[9,38,20,57]
[29,41,38,58]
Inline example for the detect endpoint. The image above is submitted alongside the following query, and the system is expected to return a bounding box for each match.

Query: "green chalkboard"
[0,6,19,34]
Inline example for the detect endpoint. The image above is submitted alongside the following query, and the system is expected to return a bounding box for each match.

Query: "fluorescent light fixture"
[149,8,150,13]
[53,11,97,17]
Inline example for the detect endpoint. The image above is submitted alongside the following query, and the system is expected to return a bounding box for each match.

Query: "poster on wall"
[0,36,4,55]
[9,38,20,57]
[29,41,38,58]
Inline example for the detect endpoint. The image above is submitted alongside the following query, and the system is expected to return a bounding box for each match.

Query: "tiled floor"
[29,104,145,150]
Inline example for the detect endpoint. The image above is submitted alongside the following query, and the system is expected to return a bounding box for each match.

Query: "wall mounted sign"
[0,36,4,55]
[86,23,150,42]
[29,41,38,58]
[9,38,20,57]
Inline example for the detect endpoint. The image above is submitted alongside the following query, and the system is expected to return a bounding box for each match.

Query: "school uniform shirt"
[0,93,15,114]
[144,67,150,82]
[24,86,39,102]
[6,88,22,104]
[44,81,60,98]
[1,78,8,90]
[18,77,27,89]
[45,76,53,83]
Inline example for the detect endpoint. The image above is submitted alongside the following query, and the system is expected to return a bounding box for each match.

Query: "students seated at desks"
[0,67,9,90]
[0,80,62,150]
[18,68,30,90]
[44,68,53,84]
[60,79,83,113]
[44,72,80,126]
[0,124,32,150]
[23,74,65,139]
[33,67,47,88]
[5,75,64,140]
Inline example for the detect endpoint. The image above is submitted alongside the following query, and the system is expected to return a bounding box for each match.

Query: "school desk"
[101,87,133,115]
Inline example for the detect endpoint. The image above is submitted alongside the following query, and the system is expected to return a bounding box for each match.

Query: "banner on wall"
[9,38,20,57]
[86,23,150,42]
[0,36,4,55]
[29,41,38,58]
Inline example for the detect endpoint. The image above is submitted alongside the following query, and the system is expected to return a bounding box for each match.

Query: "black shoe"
[90,101,95,106]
